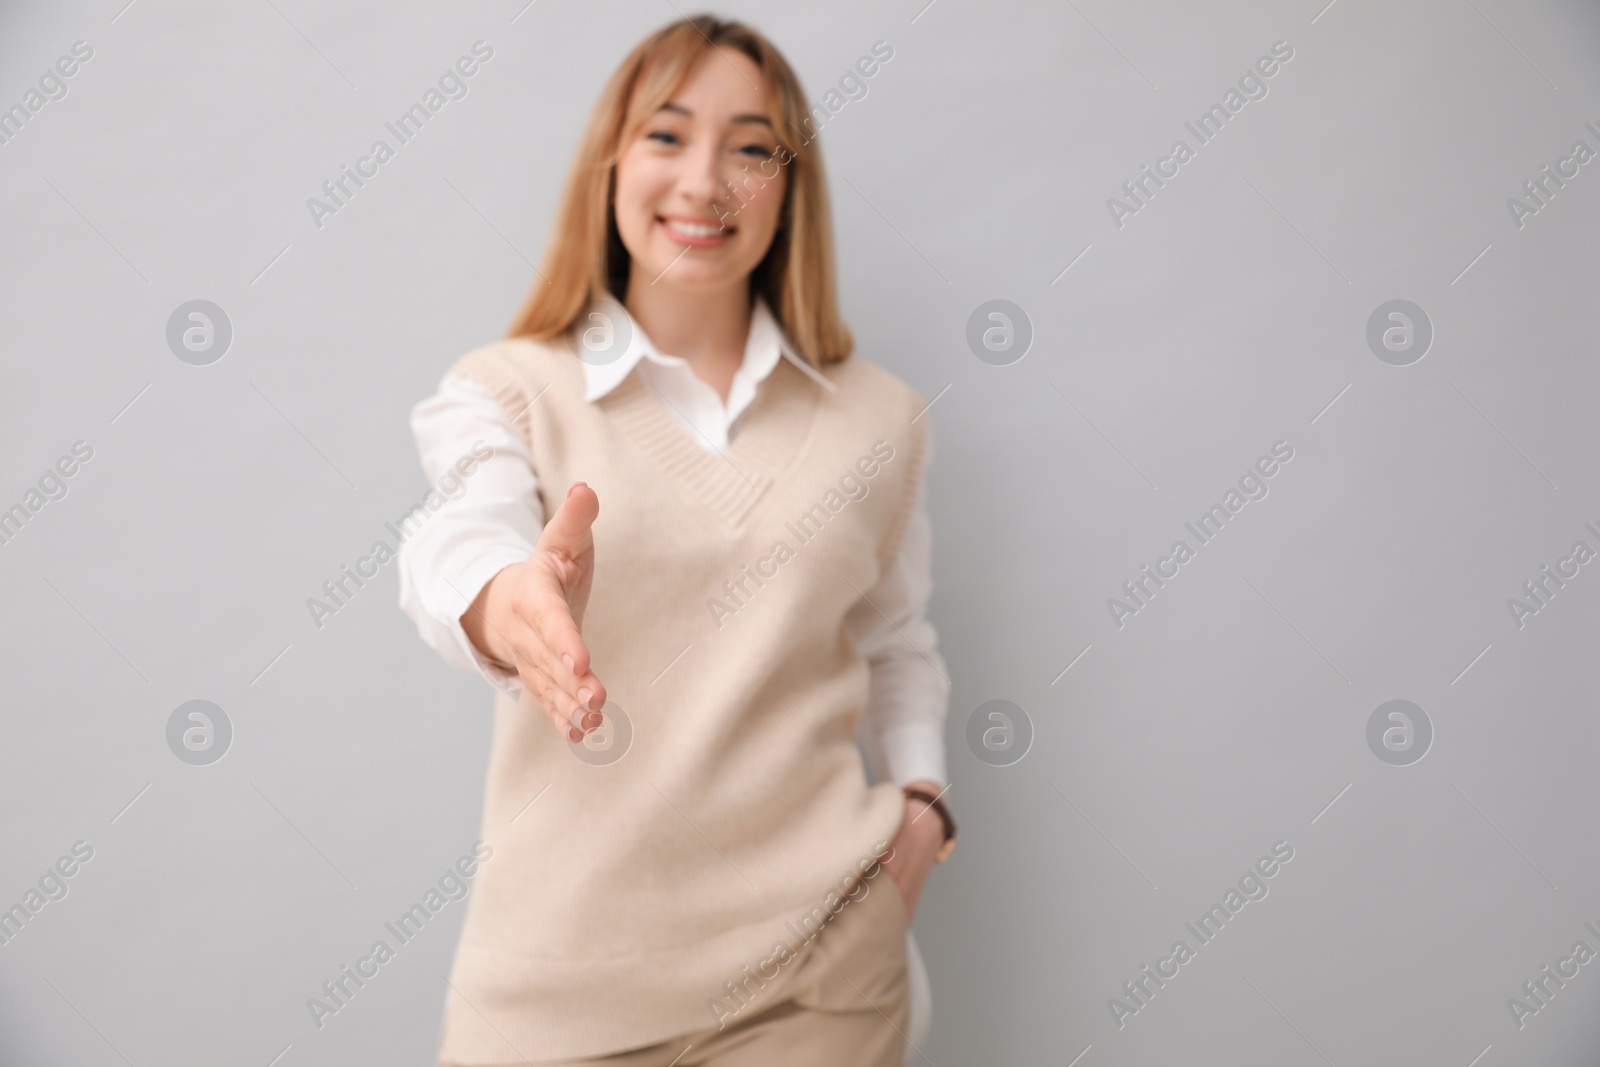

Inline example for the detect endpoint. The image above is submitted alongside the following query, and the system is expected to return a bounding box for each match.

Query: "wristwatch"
[902,786,957,863]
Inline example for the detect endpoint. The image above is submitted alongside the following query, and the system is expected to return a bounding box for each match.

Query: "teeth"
[666,219,723,237]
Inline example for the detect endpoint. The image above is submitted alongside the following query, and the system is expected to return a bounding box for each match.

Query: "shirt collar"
[580,292,837,403]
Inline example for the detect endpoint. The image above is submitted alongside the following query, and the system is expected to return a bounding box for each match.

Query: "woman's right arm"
[397,373,606,741]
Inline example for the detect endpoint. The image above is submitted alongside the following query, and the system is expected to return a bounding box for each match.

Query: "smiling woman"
[503,21,857,379]
[400,15,954,1067]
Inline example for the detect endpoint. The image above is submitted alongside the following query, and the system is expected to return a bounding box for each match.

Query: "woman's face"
[613,48,788,296]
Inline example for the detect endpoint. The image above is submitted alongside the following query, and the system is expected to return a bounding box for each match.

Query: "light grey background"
[2,0,1598,1063]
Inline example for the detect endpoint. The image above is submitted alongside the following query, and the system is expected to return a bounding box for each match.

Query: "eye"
[738,142,775,160]
[646,129,681,147]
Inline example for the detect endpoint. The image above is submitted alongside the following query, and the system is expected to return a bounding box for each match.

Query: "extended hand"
[462,481,607,742]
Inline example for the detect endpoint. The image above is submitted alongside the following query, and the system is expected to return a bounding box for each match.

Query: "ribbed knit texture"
[434,333,928,1063]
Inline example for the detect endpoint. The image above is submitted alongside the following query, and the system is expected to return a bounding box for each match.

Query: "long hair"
[504,14,853,367]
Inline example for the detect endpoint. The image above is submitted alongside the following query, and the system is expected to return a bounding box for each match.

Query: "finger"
[522,651,599,738]
[531,629,604,733]
[536,481,599,563]
[528,600,607,717]
[512,627,603,737]
[498,622,585,740]
[487,608,588,743]
[503,582,605,726]
[514,657,575,739]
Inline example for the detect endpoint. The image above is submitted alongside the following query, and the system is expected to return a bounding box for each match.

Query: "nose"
[675,137,728,213]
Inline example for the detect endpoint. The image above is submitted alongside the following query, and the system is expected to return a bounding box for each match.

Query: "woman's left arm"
[847,424,951,921]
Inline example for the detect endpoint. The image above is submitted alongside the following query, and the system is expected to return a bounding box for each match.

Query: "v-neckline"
[598,356,822,531]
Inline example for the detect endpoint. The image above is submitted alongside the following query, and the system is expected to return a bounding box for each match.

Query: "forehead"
[635,46,771,122]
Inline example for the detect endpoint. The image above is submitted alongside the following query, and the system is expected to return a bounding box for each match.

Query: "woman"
[397,15,955,1066]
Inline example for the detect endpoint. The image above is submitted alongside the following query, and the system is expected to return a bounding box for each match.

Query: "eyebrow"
[658,102,773,128]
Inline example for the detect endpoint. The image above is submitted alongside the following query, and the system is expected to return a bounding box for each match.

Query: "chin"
[648,253,748,290]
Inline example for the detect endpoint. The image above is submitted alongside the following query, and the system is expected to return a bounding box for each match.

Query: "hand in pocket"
[878,791,946,924]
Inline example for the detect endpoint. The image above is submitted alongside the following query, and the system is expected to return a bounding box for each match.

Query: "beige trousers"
[442,866,913,1067]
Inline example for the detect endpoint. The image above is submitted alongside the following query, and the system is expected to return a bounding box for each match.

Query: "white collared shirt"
[396,295,948,789]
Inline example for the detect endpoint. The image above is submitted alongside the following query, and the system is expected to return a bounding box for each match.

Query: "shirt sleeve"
[848,419,951,790]
[396,372,544,697]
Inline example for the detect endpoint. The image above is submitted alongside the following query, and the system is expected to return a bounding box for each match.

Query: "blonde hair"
[505,14,853,367]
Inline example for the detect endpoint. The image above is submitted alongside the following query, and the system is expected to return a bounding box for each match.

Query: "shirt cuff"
[877,722,948,790]
[436,546,531,697]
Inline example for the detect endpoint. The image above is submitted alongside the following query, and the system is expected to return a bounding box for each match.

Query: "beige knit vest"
[435,331,928,1062]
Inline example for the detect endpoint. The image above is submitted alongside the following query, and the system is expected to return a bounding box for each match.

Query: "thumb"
[538,481,598,556]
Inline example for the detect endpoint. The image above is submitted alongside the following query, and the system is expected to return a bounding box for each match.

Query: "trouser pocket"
[789,865,910,1014]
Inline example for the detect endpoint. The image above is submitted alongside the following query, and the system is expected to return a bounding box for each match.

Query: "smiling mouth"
[659,216,733,243]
